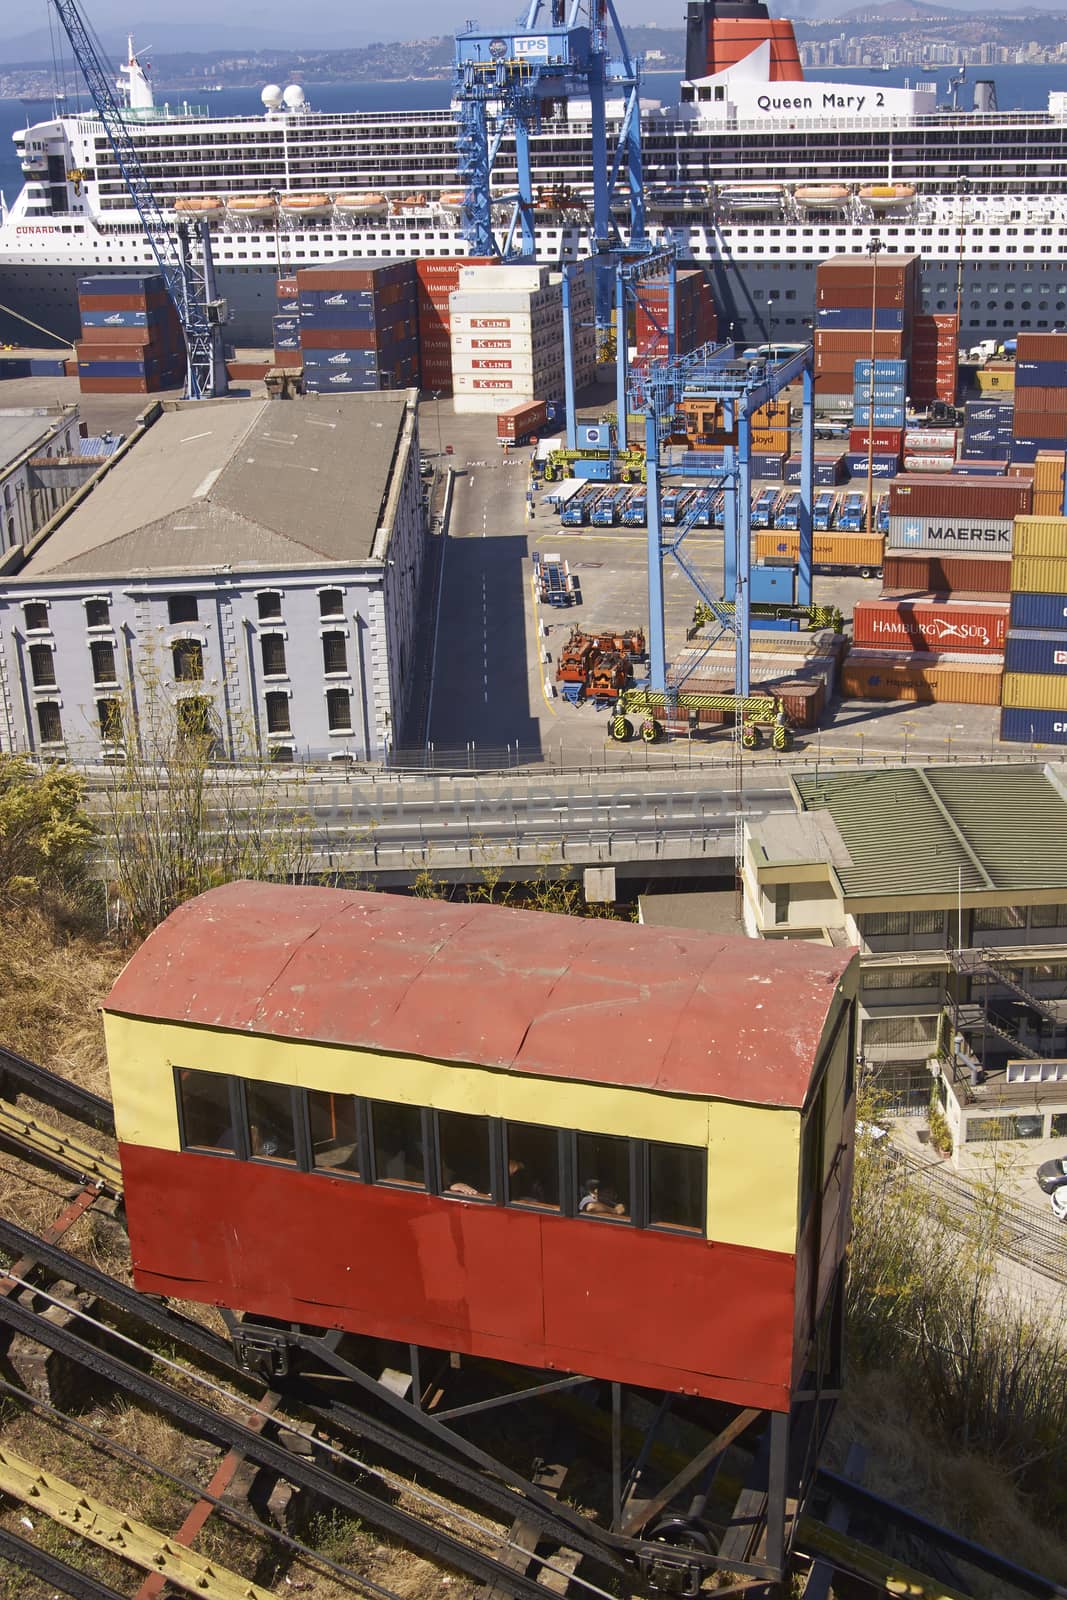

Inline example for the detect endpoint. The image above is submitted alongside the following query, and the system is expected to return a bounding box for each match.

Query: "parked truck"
[498,399,549,447]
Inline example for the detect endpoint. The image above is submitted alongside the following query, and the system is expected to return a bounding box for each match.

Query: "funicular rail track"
[1,1049,1066,1599]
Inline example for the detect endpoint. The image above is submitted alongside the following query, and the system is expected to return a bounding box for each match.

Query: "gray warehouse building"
[0,391,425,762]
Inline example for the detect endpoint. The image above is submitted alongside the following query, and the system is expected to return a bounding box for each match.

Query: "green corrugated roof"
[793,765,1067,898]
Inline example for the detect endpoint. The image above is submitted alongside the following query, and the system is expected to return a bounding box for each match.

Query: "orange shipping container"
[815,330,907,358]
[755,531,884,572]
[841,650,1003,705]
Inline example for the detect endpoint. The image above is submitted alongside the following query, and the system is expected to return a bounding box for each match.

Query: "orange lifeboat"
[226,193,278,218]
[389,193,428,214]
[174,195,224,216]
[280,191,334,217]
[794,183,850,210]
[858,183,916,211]
[334,191,388,214]
[438,188,468,208]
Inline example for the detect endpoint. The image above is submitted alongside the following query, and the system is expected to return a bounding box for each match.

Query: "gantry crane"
[453,0,646,336]
[48,0,228,398]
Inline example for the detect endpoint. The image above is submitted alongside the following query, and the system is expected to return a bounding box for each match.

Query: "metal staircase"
[952,946,1062,1064]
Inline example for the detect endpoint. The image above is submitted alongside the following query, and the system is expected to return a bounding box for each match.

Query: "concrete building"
[0,390,425,762]
[0,406,82,559]
[741,763,1067,1155]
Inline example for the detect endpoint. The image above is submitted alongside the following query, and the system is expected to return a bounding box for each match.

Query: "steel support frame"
[0,1524,127,1600]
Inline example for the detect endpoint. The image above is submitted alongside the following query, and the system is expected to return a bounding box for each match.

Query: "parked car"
[1052,1186,1067,1223]
[1036,1155,1067,1194]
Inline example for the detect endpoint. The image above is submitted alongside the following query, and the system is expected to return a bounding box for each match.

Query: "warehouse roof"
[0,411,64,476]
[17,392,412,579]
[105,882,855,1110]
[793,763,1067,898]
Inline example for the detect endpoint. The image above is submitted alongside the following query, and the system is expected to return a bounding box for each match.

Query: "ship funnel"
[973,79,997,114]
[684,0,802,82]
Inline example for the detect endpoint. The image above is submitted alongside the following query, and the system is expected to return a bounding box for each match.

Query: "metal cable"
[3,1273,620,1600]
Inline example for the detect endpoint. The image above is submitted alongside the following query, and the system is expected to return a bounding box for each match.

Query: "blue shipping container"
[854,358,908,383]
[1015,360,1067,387]
[1003,629,1067,675]
[1010,438,1066,464]
[299,350,379,371]
[853,405,907,429]
[1000,706,1067,745]
[818,306,904,331]
[81,308,168,329]
[1010,590,1067,631]
[299,307,376,331]
[28,358,68,377]
[298,289,373,311]
[0,361,32,380]
[964,427,1011,449]
[77,273,165,295]
[276,297,300,316]
[751,452,785,479]
[78,360,170,377]
[304,371,380,393]
[845,453,899,479]
[852,383,907,405]
[272,317,300,335]
[965,401,1014,425]
[955,455,1008,470]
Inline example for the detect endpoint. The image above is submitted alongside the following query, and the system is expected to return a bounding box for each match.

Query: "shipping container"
[853,597,1009,654]
[785,453,847,486]
[881,553,1013,596]
[1010,554,1067,595]
[755,531,884,574]
[1002,670,1067,708]
[816,283,904,309]
[999,706,1067,745]
[904,429,957,452]
[956,454,1009,470]
[845,453,899,479]
[1015,359,1067,387]
[902,455,956,474]
[276,276,299,297]
[1010,590,1067,630]
[851,383,907,405]
[1011,515,1067,559]
[817,306,905,331]
[888,475,1031,518]
[751,452,786,479]
[850,427,904,455]
[975,368,1015,393]
[1009,437,1067,464]
[965,401,1015,425]
[1003,629,1067,675]
[497,399,549,443]
[78,291,171,314]
[297,258,416,293]
[815,331,908,359]
[841,650,1003,705]
[77,273,165,296]
[1015,332,1067,362]
[852,404,907,430]
[886,513,1014,555]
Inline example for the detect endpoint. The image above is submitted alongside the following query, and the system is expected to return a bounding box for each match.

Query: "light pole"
[866,234,881,535]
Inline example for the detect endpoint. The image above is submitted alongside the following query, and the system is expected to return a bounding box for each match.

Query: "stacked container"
[1000,514,1067,744]
[847,356,906,479]
[1032,449,1066,516]
[449,264,592,414]
[76,273,185,394]
[415,257,495,395]
[635,268,718,358]
[297,259,419,393]
[1011,332,1067,462]
[902,426,957,474]
[813,254,917,401]
[884,472,1030,587]
[272,274,302,367]
[960,399,1014,464]
[910,312,958,406]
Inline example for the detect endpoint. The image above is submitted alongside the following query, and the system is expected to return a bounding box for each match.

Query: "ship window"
[647,1143,706,1234]
[370,1100,426,1188]
[307,1089,361,1175]
[246,1080,298,1164]
[504,1122,561,1211]
[577,1132,631,1221]
[438,1111,492,1200]
[168,594,198,624]
[176,1067,236,1155]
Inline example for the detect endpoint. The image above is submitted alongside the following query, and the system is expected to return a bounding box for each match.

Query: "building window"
[370,1100,425,1187]
[97,697,123,742]
[912,911,944,935]
[438,1110,492,1199]
[260,633,287,678]
[176,1067,235,1154]
[246,1081,298,1164]
[505,1122,560,1210]
[168,594,198,624]
[90,638,117,685]
[860,911,910,938]
[265,691,291,733]
[28,643,56,687]
[84,598,110,628]
[647,1143,705,1233]
[307,1090,361,1174]
[774,883,791,925]
[23,602,48,632]
[1030,903,1067,928]
[319,588,344,618]
[322,631,348,674]
[257,591,282,620]
[176,696,213,742]
[36,701,63,744]
[576,1132,631,1220]
[326,687,352,731]
[172,639,204,681]
[972,905,1027,932]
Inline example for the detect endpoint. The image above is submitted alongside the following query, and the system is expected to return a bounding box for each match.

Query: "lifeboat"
[647,185,712,214]
[389,193,428,214]
[438,188,468,209]
[794,183,850,211]
[716,183,785,214]
[858,183,916,211]
[280,191,334,217]
[534,184,586,212]
[174,195,225,216]
[334,191,388,215]
[226,193,278,218]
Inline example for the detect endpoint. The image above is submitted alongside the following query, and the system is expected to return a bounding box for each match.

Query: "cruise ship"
[5,0,1067,350]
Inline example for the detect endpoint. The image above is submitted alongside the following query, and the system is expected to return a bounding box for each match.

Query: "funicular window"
[576,1132,631,1220]
[647,1144,705,1233]
[307,1090,361,1174]
[370,1100,426,1187]
[439,1110,493,1199]
[176,1067,236,1154]
[505,1122,561,1211]
[246,1080,298,1164]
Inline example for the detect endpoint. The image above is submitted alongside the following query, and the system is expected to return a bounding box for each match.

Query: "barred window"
[29,643,56,687]
[973,905,1026,932]
[326,687,352,731]
[322,631,348,674]
[260,633,287,678]
[90,638,117,685]
[257,591,282,620]
[85,599,110,628]
[23,602,48,632]
[36,701,62,744]
[860,912,910,938]
[172,639,203,681]
[265,691,291,734]
[1031,903,1067,928]
[97,698,122,742]
[319,588,344,618]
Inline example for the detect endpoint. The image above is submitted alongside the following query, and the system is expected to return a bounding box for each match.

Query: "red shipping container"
[888,475,1031,518]
[815,331,907,358]
[815,283,905,309]
[1015,332,1067,361]
[497,400,549,441]
[77,291,171,313]
[227,360,271,380]
[273,349,303,369]
[850,427,904,454]
[300,327,377,350]
[276,277,299,296]
[853,597,1009,654]
[881,554,1013,596]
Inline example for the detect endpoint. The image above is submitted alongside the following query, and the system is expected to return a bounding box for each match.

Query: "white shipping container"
[452,373,537,397]
[454,392,521,414]
[904,429,958,451]
[450,333,537,353]
[902,454,958,473]
[886,513,1014,553]
[458,264,548,291]
[449,292,561,317]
